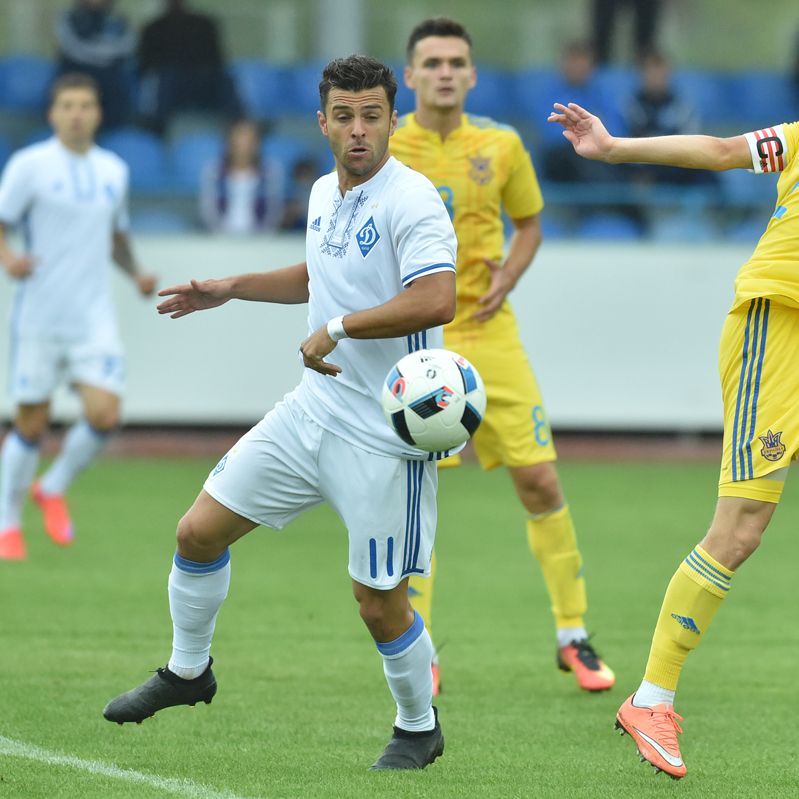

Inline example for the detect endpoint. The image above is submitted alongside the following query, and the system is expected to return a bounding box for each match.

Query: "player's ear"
[469,66,477,90]
[390,109,398,135]
[403,64,415,90]
[317,110,328,137]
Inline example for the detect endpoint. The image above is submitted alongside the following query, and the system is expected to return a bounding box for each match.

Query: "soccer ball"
[381,348,486,452]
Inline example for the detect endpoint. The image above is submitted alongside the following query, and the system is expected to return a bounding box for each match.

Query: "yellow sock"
[644,545,734,690]
[408,549,437,637]
[526,505,587,629]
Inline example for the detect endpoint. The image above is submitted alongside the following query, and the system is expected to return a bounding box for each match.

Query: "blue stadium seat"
[671,70,731,127]
[130,209,195,233]
[22,127,52,147]
[0,134,12,171]
[577,213,642,240]
[595,66,637,103]
[283,61,328,117]
[717,167,778,208]
[468,67,514,120]
[261,133,316,174]
[726,71,798,129]
[724,213,771,244]
[99,128,169,190]
[0,54,53,111]
[171,131,223,191]
[512,67,560,129]
[230,60,290,119]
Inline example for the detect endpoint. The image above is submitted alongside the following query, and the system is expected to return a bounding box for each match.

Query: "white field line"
[0,735,258,799]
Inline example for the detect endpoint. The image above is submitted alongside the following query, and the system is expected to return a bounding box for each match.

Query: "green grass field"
[1,455,796,798]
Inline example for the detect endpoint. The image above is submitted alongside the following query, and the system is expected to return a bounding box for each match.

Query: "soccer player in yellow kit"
[550,101,799,779]
[390,17,615,696]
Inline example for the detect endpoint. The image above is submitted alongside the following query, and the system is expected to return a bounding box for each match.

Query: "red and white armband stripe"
[744,125,788,173]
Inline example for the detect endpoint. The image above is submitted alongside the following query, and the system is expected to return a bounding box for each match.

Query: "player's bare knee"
[15,405,49,440]
[85,407,119,432]
[175,511,223,560]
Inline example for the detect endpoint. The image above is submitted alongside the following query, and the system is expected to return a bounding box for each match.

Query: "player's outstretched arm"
[157,262,310,319]
[0,223,33,278]
[298,271,456,378]
[547,101,751,171]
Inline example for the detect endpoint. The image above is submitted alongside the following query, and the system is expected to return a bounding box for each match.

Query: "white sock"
[168,550,231,679]
[557,626,589,648]
[39,420,108,496]
[634,679,676,708]
[0,429,41,529]
[377,611,435,732]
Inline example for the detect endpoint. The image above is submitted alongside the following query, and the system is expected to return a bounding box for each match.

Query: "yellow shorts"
[444,311,557,470]
[718,298,798,501]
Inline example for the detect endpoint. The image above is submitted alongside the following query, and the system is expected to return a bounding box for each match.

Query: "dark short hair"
[49,72,101,106]
[406,17,472,64]
[318,55,397,112]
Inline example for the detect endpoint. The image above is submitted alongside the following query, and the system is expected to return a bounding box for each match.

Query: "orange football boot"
[431,662,442,697]
[557,638,615,692]
[0,527,27,560]
[615,694,687,779]
[31,481,74,545]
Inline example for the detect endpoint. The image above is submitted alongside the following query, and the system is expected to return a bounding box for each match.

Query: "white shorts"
[9,334,125,403]
[203,394,438,590]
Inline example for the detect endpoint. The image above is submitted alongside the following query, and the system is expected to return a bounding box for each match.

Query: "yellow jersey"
[735,122,799,308]
[390,113,543,330]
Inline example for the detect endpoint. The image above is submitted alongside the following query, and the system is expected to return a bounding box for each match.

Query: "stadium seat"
[577,213,642,240]
[595,66,637,104]
[171,131,224,191]
[0,133,12,171]
[717,167,778,209]
[130,208,196,233]
[724,213,771,244]
[231,60,290,120]
[99,128,170,190]
[726,71,798,129]
[261,133,316,174]
[283,61,328,117]
[512,67,560,129]
[671,70,732,127]
[467,67,515,120]
[0,54,53,111]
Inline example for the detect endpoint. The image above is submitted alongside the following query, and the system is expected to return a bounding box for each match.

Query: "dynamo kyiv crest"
[356,216,380,257]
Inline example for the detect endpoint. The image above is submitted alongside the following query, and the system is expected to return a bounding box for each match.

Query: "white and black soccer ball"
[381,348,487,452]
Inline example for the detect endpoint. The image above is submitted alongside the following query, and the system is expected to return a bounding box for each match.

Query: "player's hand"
[299,325,342,377]
[156,278,231,319]
[547,102,613,160]
[472,258,515,322]
[1,252,34,279]
[136,272,157,297]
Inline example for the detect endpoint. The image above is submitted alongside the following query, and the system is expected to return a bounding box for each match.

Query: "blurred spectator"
[281,158,320,232]
[198,120,285,235]
[54,0,135,130]
[137,0,243,135]
[540,41,625,184]
[591,0,662,64]
[626,51,714,186]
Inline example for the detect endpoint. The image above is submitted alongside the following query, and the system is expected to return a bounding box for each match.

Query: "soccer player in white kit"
[0,73,155,561]
[103,56,458,770]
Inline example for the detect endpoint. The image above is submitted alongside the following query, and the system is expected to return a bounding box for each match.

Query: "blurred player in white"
[103,56,457,770]
[0,73,155,561]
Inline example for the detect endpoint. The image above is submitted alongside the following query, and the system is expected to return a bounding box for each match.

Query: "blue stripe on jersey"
[369,538,378,580]
[736,299,764,480]
[402,462,414,573]
[402,262,456,285]
[375,610,425,656]
[731,300,756,481]
[386,536,394,577]
[174,548,230,574]
[742,299,770,478]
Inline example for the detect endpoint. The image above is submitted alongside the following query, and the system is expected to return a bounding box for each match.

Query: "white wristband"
[326,315,348,342]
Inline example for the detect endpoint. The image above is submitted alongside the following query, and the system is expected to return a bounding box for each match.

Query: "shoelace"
[650,706,684,747]
[571,638,602,670]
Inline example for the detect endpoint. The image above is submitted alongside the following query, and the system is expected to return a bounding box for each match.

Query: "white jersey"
[0,136,130,340]
[294,156,457,459]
